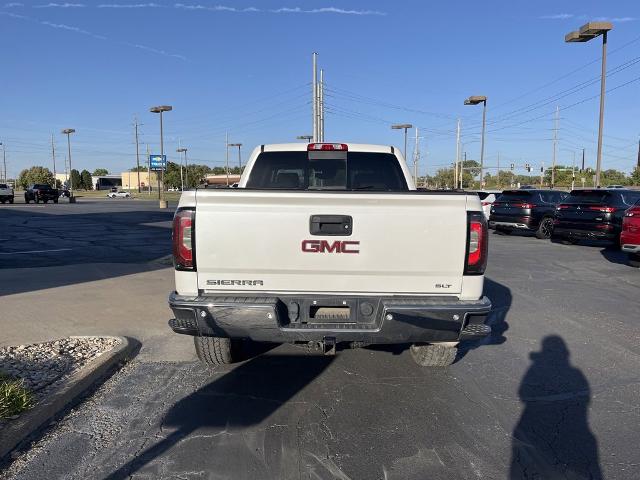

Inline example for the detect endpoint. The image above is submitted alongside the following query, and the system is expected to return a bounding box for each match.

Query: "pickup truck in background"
[168,143,492,367]
[0,183,14,204]
[24,184,59,203]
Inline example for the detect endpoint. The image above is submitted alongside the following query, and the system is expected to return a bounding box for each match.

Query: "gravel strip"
[0,337,121,420]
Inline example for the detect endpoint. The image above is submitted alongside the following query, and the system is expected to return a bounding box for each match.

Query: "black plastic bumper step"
[168,318,199,336]
[460,323,491,339]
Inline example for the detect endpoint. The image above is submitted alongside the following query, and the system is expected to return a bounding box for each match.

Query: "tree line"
[16,166,101,190]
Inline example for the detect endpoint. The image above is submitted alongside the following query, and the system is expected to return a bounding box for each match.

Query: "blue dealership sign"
[149,154,166,171]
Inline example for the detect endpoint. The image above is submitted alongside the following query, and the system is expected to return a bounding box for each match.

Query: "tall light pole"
[464,95,487,187]
[61,129,75,200]
[565,21,613,188]
[0,142,6,183]
[177,147,188,190]
[228,143,242,171]
[150,105,172,208]
[391,124,413,162]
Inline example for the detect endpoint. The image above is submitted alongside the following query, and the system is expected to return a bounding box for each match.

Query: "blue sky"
[1,0,639,179]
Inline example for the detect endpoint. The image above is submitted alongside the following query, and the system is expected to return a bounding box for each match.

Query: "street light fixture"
[464,95,487,187]
[391,124,413,162]
[149,105,172,207]
[228,143,243,170]
[297,135,313,143]
[61,129,76,200]
[565,21,613,188]
[176,147,188,191]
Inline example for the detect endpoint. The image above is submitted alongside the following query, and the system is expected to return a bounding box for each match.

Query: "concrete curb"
[0,335,140,461]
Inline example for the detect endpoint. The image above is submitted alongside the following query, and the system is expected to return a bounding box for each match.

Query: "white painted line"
[0,248,72,255]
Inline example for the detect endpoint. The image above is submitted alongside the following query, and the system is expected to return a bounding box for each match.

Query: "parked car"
[168,142,492,368]
[107,190,131,198]
[472,190,502,220]
[0,183,14,204]
[553,189,640,246]
[489,189,568,239]
[621,200,640,267]
[24,184,59,203]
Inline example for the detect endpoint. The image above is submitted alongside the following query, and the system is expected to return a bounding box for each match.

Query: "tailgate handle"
[309,215,352,236]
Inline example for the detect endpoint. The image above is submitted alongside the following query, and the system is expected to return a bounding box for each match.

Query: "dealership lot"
[1,200,639,479]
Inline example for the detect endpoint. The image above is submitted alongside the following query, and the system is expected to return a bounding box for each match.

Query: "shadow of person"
[510,336,602,479]
[104,353,334,480]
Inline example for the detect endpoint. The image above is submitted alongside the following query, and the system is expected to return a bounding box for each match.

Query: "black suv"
[489,189,568,239]
[553,189,640,245]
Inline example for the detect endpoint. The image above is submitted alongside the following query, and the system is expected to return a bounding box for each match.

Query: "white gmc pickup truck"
[169,142,491,367]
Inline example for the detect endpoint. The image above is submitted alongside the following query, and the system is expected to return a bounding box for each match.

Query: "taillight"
[625,207,640,217]
[556,204,570,210]
[588,206,615,213]
[512,203,533,209]
[481,201,491,206]
[307,143,348,151]
[173,209,195,270]
[465,212,488,275]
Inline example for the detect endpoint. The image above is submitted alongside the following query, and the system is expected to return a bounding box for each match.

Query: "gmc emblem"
[301,239,360,254]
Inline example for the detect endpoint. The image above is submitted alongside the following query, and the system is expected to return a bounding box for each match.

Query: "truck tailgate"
[195,191,468,295]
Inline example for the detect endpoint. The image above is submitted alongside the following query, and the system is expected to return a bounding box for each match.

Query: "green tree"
[80,169,93,190]
[631,167,640,186]
[69,169,81,191]
[17,166,54,189]
[92,168,108,176]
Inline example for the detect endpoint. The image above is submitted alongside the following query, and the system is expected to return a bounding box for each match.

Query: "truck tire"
[9,198,14,204]
[35,195,40,204]
[53,198,58,204]
[410,343,457,367]
[535,216,554,239]
[194,336,238,366]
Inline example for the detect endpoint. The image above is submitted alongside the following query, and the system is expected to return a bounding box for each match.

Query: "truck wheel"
[35,195,40,204]
[194,336,239,366]
[24,196,30,204]
[9,198,13,204]
[535,217,554,239]
[53,198,58,204]
[410,343,457,367]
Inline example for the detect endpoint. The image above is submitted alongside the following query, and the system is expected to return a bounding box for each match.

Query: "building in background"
[121,171,158,191]
[93,175,123,190]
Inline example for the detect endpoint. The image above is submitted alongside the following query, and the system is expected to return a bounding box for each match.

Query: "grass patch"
[0,372,34,419]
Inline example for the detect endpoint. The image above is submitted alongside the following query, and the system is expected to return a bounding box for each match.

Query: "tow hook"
[323,337,336,356]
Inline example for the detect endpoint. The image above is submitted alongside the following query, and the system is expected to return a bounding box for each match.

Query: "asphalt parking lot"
[1,200,639,479]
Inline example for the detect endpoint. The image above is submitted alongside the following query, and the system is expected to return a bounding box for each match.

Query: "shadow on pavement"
[0,207,173,296]
[104,354,334,480]
[599,247,633,267]
[510,336,602,479]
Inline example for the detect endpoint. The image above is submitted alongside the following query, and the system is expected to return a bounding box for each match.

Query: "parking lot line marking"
[0,248,72,255]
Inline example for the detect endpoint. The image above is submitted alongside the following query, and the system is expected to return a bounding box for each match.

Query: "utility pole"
[582,148,585,172]
[225,132,230,186]
[455,119,460,189]
[412,127,420,186]
[146,144,151,195]
[319,69,325,142]
[497,152,500,189]
[571,151,576,190]
[636,137,640,170]
[312,52,318,142]
[178,138,184,192]
[552,106,559,188]
[134,116,141,193]
[540,162,545,188]
[51,135,56,188]
[1,143,6,183]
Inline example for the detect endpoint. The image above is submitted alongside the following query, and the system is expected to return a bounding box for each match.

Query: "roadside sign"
[149,155,166,171]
